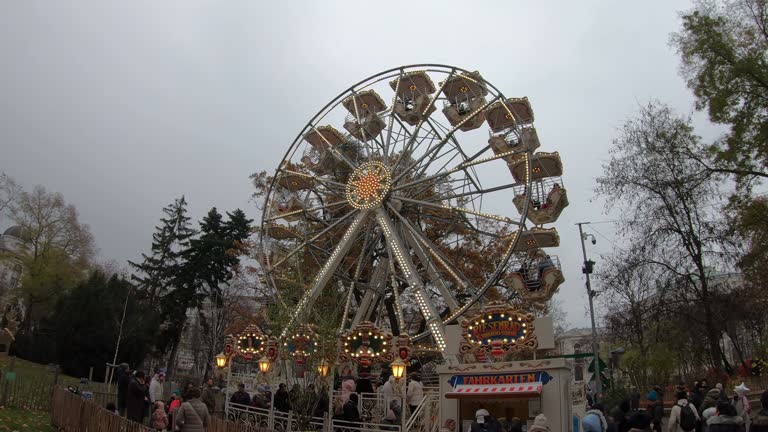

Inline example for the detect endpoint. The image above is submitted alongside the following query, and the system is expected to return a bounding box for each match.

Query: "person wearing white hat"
[529,413,551,432]
[733,383,751,431]
[471,408,501,432]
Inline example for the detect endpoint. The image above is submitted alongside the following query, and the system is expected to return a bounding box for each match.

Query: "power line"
[587,225,626,252]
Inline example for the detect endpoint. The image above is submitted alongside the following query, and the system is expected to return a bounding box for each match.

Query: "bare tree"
[0,172,21,220]
[596,102,736,374]
[598,249,668,357]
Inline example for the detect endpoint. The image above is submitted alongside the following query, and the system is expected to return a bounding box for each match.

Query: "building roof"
[2,226,31,241]
[555,327,605,341]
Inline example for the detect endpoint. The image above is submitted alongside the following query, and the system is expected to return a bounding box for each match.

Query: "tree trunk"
[701,298,724,375]
[165,327,184,380]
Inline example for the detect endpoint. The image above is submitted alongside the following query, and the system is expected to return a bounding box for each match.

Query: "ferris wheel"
[257,65,568,355]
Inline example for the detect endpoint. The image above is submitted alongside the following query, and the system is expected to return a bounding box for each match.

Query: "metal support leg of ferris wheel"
[279,210,370,339]
[374,209,451,358]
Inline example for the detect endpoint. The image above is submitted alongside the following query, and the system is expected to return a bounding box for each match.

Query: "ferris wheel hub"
[345,161,392,210]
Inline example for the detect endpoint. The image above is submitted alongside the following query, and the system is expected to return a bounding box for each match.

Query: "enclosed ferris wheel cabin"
[440,71,489,131]
[389,70,437,126]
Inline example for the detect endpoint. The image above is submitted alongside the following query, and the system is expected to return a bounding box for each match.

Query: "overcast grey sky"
[0,0,718,328]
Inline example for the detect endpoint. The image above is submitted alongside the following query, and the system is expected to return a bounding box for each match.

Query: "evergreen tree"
[53,271,153,378]
[128,196,196,370]
[184,207,252,378]
[128,196,195,306]
[184,208,252,301]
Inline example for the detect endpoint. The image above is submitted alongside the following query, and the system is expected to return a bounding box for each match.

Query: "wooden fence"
[51,388,272,432]
[0,370,59,411]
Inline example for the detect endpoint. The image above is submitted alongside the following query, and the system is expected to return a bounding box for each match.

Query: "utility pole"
[108,285,133,390]
[577,222,602,401]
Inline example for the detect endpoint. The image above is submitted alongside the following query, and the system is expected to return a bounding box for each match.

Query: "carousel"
[224,64,570,432]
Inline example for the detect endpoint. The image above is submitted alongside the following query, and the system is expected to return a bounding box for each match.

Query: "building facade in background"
[0,226,27,330]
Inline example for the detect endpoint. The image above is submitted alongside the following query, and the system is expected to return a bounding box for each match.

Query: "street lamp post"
[390,359,408,431]
[577,222,602,401]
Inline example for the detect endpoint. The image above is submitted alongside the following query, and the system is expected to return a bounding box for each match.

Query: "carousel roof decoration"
[238,324,268,356]
[339,321,393,367]
[222,324,277,363]
[254,65,568,357]
[459,303,537,362]
[281,324,319,363]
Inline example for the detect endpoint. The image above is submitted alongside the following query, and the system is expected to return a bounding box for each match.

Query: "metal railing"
[227,399,401,432]
[405,393,439,432]
[331,419,401,432]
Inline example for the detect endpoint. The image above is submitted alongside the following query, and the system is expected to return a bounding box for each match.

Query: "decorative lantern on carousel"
[258,355,272,374]
[317,359,330,378]
[215,352,228,369]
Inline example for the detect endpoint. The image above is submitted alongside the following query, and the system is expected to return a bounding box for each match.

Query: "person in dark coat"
[691,382,705,412]
[126,371,149,423]
[707,401,744,432]
[201,378,216,415]
[701,388,723,416]
[274,383,291,412]
[229,383,251,406]
[116,363,130,416]
[611,399,631,432]
[343,393,361,423]
[646,390,664,432]
[313,385,329,419]
[751,390,768,432]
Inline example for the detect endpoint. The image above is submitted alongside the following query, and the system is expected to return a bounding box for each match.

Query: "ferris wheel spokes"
[387,69,456,177]
[264,209,359,274]
[278,209,370,339]
[374,208,448,352]
[388,204,476,294]
[348,257,390,330]
[308,125,359,171]
[402,229,460,311]
[391,95,500,185]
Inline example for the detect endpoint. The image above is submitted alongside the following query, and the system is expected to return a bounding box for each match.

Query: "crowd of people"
[106,362,768,432]
[580,381,768,432]
[114,364,216,432]
[224,370,425,427]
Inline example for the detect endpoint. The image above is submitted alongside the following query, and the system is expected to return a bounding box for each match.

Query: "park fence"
[51,388,270,432]
[0,370,58,411]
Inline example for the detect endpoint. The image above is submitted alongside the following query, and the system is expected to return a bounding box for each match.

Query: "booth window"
[574,365,584,381]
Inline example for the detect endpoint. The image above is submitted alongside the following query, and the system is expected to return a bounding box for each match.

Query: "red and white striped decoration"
[448,382,543,396]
